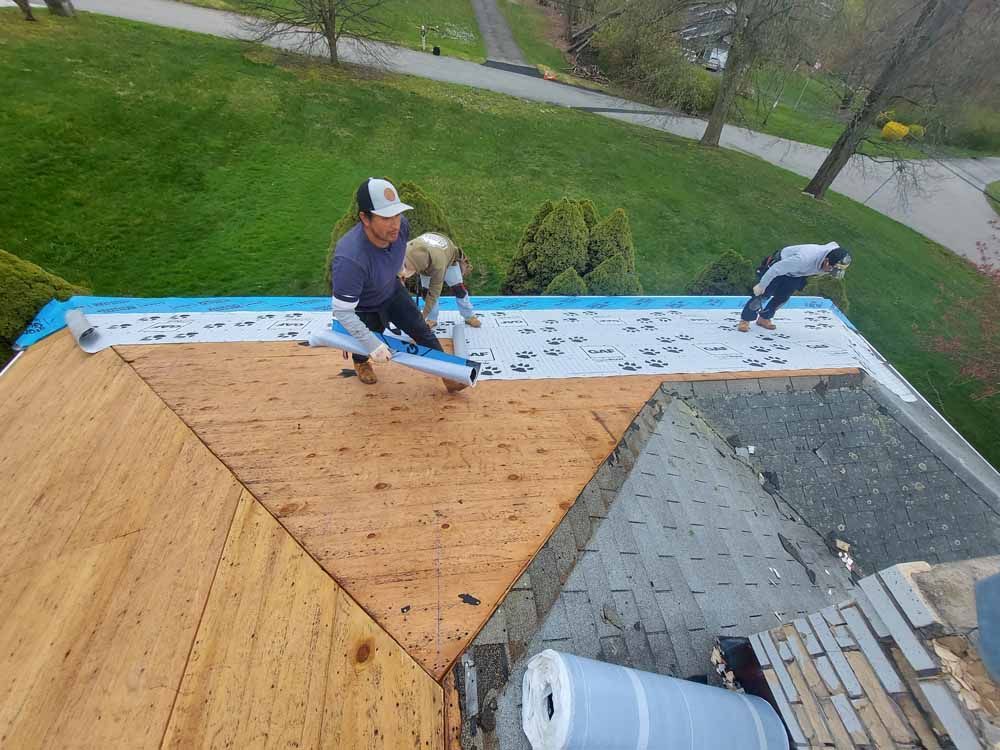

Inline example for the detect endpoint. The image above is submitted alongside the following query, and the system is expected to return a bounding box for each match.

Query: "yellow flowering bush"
[882,120,910,141]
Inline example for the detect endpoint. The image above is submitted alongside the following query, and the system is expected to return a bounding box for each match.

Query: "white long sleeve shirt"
[758,242,839,290]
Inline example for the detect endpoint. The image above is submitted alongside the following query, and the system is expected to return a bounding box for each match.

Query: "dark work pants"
[740,275,808,321]
[353,281,443,363]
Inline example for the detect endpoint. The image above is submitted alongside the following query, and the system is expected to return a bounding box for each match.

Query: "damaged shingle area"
[689,374,1000,572]
[457,380,860,750]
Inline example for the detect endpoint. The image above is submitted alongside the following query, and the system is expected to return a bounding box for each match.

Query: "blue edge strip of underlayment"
[14,294,852,350]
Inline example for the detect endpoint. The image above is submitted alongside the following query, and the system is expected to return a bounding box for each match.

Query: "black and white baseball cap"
[356,178,413,218]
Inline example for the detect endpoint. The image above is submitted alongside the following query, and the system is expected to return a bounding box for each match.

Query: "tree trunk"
[700,0,754,147]
[43,0,75,16]
[322,5,338,64]
[803,0,941,199]
[14,0,36,20]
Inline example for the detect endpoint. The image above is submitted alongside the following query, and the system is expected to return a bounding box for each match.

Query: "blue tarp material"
[15,294,851,350]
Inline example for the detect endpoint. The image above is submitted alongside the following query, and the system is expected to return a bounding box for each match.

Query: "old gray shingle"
[858,574,938,676]
[840,606,905,694]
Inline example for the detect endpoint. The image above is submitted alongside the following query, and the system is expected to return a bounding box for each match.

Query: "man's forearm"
[334,308,381,353]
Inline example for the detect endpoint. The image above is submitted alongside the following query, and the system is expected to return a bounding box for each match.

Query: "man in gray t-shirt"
[331,178,463,391]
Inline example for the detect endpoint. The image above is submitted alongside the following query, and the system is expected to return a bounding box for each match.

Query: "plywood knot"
[355,640,373,664]
[374,482,390,490]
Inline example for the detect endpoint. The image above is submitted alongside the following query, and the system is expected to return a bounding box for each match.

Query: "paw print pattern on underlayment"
[750,345,771,353]
[174,332,199,339]
[619,361,641,372]
[568,336,586,343]
[676,334,694,341]
[140,334,167,341]
[638,348,659,356]
[622,327,640,333]
[543,349,563,356]
[510,362,534,373]
[257,314,277,320]
[518,329,536,335]
[645,359,669,368]
[657,336,675,344]
[743,358,766,368]
[772,343,790,351]
[541,326,557,333]
[662,346,684,354]
[203,322,226,329]
[515,350,537,359]
[107,323,132,330]
[277,331,300,339]
[480,364,502,376]
[543,319,559,325]
[546,338,564,346]
[235,321,256,327]
[766,356,788,365]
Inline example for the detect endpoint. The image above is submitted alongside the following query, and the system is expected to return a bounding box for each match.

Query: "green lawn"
[737,68,1000,159]
[989,180,1000,217]
[179,0,486,60]
[2,10,997,466]
[496,0,566,70]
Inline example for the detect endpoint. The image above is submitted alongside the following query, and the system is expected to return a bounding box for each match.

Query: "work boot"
[464,316,482,328]
[354,360,377,385]
[737,320,750,333]
[443,378,468,393]
[756,318,776,331]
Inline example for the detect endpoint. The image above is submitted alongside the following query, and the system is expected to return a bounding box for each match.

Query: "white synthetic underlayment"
[68,307,914,400]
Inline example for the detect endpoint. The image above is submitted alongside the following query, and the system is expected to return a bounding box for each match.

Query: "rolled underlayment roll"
[523,649,788,750]
[308,322,481,387]
[65,309,104,354]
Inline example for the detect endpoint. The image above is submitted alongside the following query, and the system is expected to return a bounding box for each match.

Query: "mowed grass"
[496,0,566,70]
[1,10,997,466]
[179,0,486,60]
[988,180,1000,217]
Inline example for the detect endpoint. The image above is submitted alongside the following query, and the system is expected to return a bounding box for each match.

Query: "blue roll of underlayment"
[308,324,481,387]
[522,649,789,750]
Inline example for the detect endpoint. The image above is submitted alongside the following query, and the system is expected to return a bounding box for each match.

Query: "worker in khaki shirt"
[401,232,482,328]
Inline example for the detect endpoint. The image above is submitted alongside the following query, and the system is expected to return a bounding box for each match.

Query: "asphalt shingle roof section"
[461,385,856,749]
[688,374,1000,573]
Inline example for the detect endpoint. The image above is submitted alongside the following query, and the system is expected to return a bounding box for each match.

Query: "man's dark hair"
[356,179,375,219]
[826,246,850,265]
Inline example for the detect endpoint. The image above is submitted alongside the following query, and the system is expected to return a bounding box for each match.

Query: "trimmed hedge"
[684,249,756,295]
[503,198,589,294]
[544,267,588,296]
[503,198,639,296]
[802,274,850,313]
[585,253,643,295]
[325,179,455,287]
[588,208,636,273]
[1,249,88,363]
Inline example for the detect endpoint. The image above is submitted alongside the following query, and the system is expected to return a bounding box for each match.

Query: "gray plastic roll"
[65,309,104,353]
[308,329,479,387]
[523,649,788,750]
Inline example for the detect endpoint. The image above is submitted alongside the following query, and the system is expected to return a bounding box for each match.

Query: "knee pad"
[451,283,469,299]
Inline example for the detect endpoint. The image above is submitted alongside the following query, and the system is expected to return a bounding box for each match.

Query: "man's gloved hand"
[752,284,765,297]
[369,343,393,363]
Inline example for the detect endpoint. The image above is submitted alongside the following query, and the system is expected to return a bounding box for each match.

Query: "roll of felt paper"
[523,649,788,750]
[308,324,480,387]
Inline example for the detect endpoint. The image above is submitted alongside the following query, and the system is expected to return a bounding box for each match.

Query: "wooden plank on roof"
[123,341,665,678]
[0,332,245,748]
[162,494,442,748]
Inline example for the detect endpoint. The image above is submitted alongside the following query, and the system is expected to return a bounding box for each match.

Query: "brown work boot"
[354,360,377,384]
[464,316,482,328]
[756,318,776,331]
[443,378,468,393]
[737,320,750,333]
